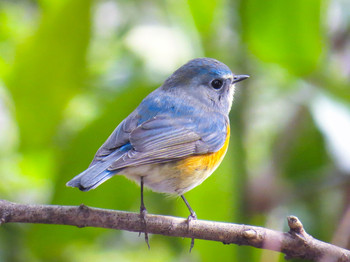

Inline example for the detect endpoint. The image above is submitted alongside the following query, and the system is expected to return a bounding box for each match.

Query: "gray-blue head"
[161,58,249,114]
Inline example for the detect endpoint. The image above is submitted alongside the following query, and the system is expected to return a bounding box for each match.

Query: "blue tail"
[66,151,122,191]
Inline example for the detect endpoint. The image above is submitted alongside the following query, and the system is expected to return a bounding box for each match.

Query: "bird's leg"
[139,176,150,249]
[181,195,197,252]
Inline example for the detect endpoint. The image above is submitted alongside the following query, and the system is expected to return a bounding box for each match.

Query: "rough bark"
[0,200,349,261]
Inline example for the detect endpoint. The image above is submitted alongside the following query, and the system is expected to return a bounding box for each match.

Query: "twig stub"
[287,215,307,237]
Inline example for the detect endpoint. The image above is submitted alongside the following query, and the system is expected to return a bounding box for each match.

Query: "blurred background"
[0,0,350,261]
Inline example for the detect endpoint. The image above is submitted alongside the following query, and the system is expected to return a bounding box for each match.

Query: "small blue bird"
[66,58,249,249]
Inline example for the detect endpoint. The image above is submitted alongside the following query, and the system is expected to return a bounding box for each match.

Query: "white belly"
[121,162,216,195]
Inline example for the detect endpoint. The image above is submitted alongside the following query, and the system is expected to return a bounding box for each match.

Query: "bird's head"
[162,58,249,114]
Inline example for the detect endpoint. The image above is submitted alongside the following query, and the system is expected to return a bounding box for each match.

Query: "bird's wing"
[107,114,228,170]
[89,111,139,166]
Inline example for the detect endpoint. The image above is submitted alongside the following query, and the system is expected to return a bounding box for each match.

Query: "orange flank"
[177,125,231,175]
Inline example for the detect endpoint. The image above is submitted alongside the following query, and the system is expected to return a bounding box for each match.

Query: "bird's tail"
[66,151,122,191]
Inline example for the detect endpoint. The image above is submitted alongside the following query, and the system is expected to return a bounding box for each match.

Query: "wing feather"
[107,115,227,170]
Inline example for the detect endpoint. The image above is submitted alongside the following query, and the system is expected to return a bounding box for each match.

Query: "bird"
[66,57,249,250]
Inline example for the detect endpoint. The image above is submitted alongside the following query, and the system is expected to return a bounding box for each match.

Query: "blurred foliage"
[0,0,350,261]
[241,0,323,76]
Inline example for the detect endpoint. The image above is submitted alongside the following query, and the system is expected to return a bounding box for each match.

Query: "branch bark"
[0,200,349,261]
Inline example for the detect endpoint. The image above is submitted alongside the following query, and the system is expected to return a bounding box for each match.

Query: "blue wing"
[108,114,227,170]
[66,90,228,191]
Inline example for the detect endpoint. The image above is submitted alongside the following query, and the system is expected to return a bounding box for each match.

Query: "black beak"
[232,74,250,84]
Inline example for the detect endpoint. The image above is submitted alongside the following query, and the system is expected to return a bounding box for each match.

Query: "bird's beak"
[232,74,250,84]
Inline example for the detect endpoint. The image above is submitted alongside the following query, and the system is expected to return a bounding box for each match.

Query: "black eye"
[211,79,223,89]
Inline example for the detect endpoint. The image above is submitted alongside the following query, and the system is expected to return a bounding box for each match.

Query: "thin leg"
[181,195,196,252]
[139,176,150,249]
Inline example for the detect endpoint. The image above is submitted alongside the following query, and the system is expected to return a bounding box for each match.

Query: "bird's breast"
[173,125,230,192]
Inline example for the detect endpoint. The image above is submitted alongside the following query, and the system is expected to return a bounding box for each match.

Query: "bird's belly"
[123,161,214,195]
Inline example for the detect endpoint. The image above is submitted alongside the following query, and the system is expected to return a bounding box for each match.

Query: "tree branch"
[0,200,349,261]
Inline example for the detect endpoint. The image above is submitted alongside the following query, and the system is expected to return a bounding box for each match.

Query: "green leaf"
[5,0,92,150]
[282,109,330,181]
[188,0,222,37]
[240,0,323,76]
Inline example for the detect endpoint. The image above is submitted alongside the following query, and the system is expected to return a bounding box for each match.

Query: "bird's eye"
[211,79,223,89]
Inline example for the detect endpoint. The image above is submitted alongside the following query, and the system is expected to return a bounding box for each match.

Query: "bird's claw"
[186,212,197,252]
[139,207,150,249]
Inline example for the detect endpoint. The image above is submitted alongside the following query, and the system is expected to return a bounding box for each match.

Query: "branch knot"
[243,229,258,239]
[287,215,307,238]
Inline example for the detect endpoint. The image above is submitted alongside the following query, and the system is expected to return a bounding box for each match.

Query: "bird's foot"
[186,211,197,252]
[139,206,150,249]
